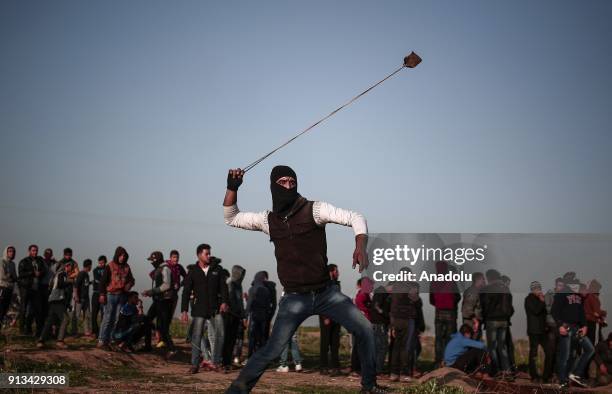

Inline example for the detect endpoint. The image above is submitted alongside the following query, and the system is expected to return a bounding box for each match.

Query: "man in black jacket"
[181,244,229,374]
[524,281,550,382]
[17,244,46,336]
[480,269,514,379]
[91,255,107,337]
[551,277,595,388]
[223,265,246,371]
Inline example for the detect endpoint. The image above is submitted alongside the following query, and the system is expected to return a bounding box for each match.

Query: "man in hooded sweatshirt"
[97,246,135,349]
[223,166,382,394]
[223,265,247,371]
[0,246,17,329]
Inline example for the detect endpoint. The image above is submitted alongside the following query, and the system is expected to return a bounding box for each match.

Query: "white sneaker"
[276,365,289,373]
[569,373,587,387]
[295,363,303,372]
[233,357,240,365]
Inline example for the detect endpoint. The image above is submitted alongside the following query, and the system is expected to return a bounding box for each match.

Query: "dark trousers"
[152,299,174,350]
[114,316,152,347]
[39,302,66,343]
[0,287,13,325]
[390,319,417,375]
[223,315,241,367]
[351,335,361,372]
[319,316,341,369]
[587,321,598,345]
[544,327,557,381]
[506,327,516,369]
[435,318,457,365]
[248,317,267,357]
[451,348,488,374]
[39,284,49,329]
[528,333,550,379]
[91,293,103,335]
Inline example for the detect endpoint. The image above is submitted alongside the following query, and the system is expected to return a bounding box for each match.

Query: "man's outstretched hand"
[227,168,245,191]
[352,234,369,273]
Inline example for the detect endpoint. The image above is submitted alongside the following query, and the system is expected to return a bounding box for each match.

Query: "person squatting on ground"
[551,275,595,388]
[429,261,461,368]
[181,243,229,374]
[223,165,383,394]
[594,333,612,386]
[97,246,135,349]
[443,324,490,375]
[112,291,152,352]
[0,246,17,329]
[319,264,343,376]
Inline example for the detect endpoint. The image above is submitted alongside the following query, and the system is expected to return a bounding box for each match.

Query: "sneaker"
[188,365,199,374]
[360,385,388,394]
[155,341,166,349]
[320,368,330,375]
[294,363,303,372]
[96,341,111,351]
[233,357,240,365]
[401,375,413,382]
[36,341,44,349]
[569,374,587,387]
[276,365,289,373]
[389,374,399,382]
[55,341,67,349]
[329,368,342,377]
[165,350,177,360]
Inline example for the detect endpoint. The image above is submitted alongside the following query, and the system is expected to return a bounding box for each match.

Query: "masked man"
[223,165,383,394]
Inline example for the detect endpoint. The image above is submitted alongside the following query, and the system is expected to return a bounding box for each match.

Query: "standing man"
[17,245,46,336]
[480,269,514,380]
[261,271,277,342]
[75,259,93,337]
[142,251,176,357]
[57,248,79,338]
[40,248,57,326]
[97,246,135,349]
[319,264,343,376]
[0,246,17,329]
[167,250,187,319]
[223,166,382,394]
[429,261,461,368]
[181,244,229,374]
[223,264,247,372]
[524,281,550,383]
[552,277,595,388]
[461,272,484,340]
[91,255,107,337]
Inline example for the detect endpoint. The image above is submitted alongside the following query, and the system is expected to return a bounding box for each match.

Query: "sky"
[1,1,611,334]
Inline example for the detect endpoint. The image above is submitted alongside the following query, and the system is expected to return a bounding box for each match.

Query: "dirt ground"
[2,333,612,393]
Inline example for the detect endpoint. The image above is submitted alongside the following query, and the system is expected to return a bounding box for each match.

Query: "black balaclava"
[270,165,300,216]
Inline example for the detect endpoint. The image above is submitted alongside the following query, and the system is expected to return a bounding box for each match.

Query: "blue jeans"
[557,327,595,383]
[191,314,225,366]
[279,332,302,366]
[227,284,376,393]
[485,320,510,373]
[98,293,126,344]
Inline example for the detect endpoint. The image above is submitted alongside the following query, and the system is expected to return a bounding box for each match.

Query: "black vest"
[268,198,329,293]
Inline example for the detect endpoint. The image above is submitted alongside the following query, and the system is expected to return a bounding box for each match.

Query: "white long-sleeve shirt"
[223,200,367,236]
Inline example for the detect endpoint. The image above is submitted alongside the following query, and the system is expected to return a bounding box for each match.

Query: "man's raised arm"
[223,168,269,234]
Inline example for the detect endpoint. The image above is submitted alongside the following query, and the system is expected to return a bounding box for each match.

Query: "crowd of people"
[0,243,609,390]
[1,164,610,393]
